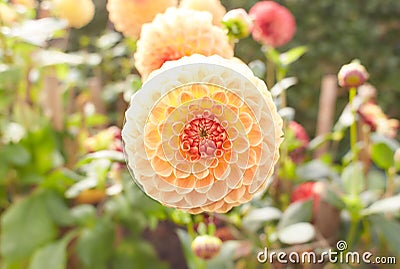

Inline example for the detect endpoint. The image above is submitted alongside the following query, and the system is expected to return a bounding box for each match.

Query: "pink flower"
[338,61,369,88]
[288,121,309,163]
[358,101,399,138]
[291,181,322,214]
[249,1,296,48]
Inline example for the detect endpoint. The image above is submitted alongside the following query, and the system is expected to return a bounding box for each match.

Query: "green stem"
[346,216,359,251]
[349,87,358,164]
[385,167,395,197]
[266,57,275,90]
[187,222,207,269]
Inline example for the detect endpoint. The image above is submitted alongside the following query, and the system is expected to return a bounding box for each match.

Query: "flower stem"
[346,216,359,251]
[266,57,275,90]
[349,87,358,165]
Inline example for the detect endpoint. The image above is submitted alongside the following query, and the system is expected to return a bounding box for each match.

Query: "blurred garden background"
[1,0,400,268]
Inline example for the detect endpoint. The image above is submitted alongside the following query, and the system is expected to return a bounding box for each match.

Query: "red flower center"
[179,113,229,162]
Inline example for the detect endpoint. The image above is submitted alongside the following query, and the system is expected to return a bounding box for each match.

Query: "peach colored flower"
[122,54,283,214]
[249,1,296,48]
[107,0,177,40]
[179,0,226,26]
[134,7,234,81]
[359,101,399,138]
[53,0,95,28]
[0,3,17,24]
[12,0,36,8]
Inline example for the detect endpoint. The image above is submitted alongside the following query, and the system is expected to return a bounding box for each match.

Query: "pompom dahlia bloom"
[249,1,296,48]
[134,8,234,80]
[122,54,283,214]
[338,61,369,88]
[107,0,177,39]
[53,0,95,28]
[179,0,226,26]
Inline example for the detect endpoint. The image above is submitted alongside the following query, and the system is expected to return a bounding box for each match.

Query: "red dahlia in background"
[249,1,296,48]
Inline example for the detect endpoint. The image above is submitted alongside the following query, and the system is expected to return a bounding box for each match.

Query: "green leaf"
[367,169,386,192]
[1,191,57,262]
[206,241,239,269]
[176,229,197,269]
[279,46,308,66]
[2,144,31,167]
[277,200,313,230]
[76,218,115,269]
[248,60,266,79]
[270,77,298,98]
[341,162,365,195]
[242,207,282,232]
[10,18,68,46]
[369,215,400,256]
[28,233,74,269]
[296,160,339,180]
[111,239,169,269]
[263,46,280,65]
[76,150,124,167]
[362,195,400,215]
[278,222,315,245]
[44,191,75,226]
[371,142,394,170]
[70,204,97,227]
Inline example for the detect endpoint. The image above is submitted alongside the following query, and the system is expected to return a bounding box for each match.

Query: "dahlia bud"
[338,61,369,88]
[222,8,253,40]
[53,0,95,29]
[191,235,222,260]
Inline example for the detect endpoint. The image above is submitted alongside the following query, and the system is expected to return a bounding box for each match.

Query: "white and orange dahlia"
[179,0,226,26]
[134,7,234,81]
[122,54,283,214]
[107,0,177,40]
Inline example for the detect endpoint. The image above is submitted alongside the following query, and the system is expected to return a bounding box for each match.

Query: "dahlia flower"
[338,61,369,88]
[122,54,283,214]
[0,3,17,24]
[134,8,234,80]
[179,0,226,26]
[358,101,399,138]
[107,0,177,40]
[288,121,309,163]
[12,0,36,8]
[53,0,95,28]
[291,181,323,215]
[249,1,296,48]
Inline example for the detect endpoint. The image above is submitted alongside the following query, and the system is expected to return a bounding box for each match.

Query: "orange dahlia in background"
[53,0,95,28]
[107,0,177,40]
[134,8,234,80]
[122,54,283,214]
[179,0,226,26]
[249,1,296,48]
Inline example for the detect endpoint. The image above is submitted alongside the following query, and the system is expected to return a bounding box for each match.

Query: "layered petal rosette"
[122,54,283,214]
[134,7,234,81]
[106,0,177,39]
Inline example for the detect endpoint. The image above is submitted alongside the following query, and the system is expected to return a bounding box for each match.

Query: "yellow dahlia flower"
[179,0,226,26]
[0,3,17,24]
[134,7,233,80]
[53,0,95,29]
[107,0,178,40]
[122,54,283,214]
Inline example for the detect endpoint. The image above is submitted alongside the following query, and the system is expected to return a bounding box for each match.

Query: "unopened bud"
[222,8,253,40]
[191,235,222,260]
[338,60,369,88]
